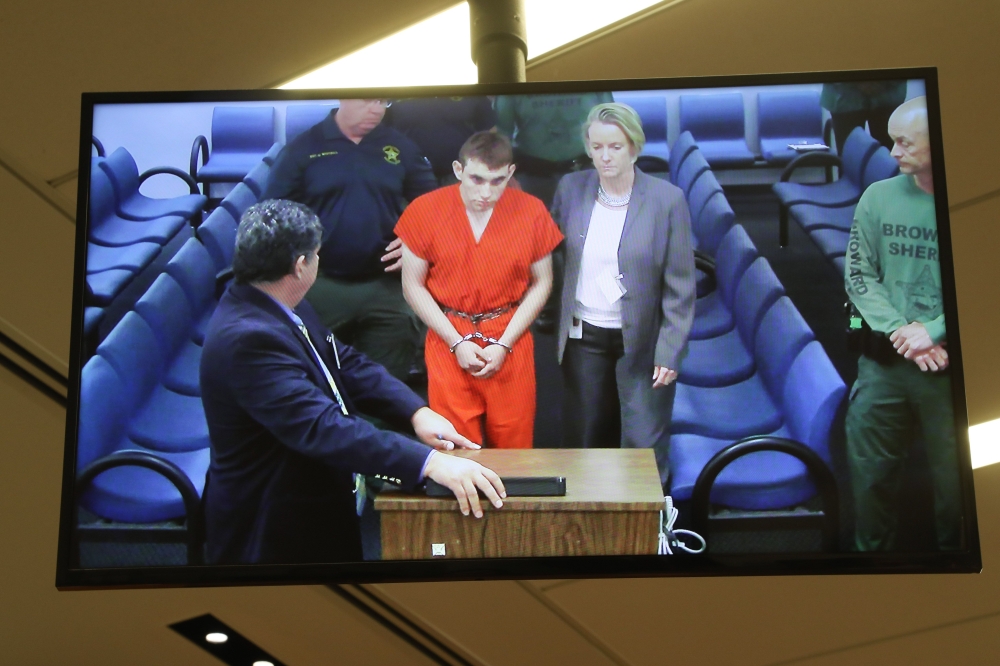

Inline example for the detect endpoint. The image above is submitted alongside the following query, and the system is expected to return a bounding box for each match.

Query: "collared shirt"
[262,111,438,279]
[261,290,434,480]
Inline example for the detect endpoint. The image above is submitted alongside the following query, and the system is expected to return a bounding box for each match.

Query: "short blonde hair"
[582,102,646,156]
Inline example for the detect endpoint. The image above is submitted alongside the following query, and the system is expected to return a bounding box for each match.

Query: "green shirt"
[845,174,946,343]
[495,93,613,162]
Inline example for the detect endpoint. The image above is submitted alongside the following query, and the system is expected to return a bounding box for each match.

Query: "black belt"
[441,300,521,325]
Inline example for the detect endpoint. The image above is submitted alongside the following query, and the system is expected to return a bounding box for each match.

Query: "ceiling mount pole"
[468,0,527,84]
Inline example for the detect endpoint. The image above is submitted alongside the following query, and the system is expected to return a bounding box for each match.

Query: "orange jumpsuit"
[395,185,563,448]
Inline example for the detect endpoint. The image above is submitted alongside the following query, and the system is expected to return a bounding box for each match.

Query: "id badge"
[569,317,583,339]
[597,269,626,304]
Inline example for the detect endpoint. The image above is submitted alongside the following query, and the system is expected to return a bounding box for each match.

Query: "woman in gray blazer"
[552,102,696,487]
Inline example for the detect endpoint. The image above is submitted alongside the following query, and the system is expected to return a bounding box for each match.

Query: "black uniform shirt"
[263,111,437,278]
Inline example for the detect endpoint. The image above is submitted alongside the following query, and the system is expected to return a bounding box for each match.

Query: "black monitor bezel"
[56,66,981,590]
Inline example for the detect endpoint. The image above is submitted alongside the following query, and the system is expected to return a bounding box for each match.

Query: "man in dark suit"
[200,199,505,565]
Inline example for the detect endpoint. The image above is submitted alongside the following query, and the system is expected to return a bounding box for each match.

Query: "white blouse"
[574,202,628,328]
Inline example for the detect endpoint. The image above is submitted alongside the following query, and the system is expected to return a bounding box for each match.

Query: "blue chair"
[88,167,187,248]
[86,269,136,307]
[96,312,209,454]
[861,146,900,188]
[219,182,258,221]
[196,207,239,272]
[772,127,880,246]
[693,194,736,257]
[166,239,219,345]
[262,142,283,166]
[191,106,276,192]
[98,147,206,222]
[680,260,787,389]
[134,273,203,397]
[243,160,271,198]
[674,149,710,200]
[690,224,758,341]
[757,91,825,166]
[76,354,209,525]
[687,169,724,225]
[669,131,698,184]
[86,241,159,275]
[613,93,669,165]
[285,104,337,144]
[673,258,786,437]
[789,146,900,267]
[679,93,755,168]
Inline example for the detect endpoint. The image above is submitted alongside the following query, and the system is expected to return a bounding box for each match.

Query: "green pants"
[845,355,962,551]
[305,273,420,382]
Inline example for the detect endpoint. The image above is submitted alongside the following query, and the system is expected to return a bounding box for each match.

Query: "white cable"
[658,496,706,555]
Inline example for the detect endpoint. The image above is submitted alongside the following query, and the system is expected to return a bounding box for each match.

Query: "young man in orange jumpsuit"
[396,131,563,449]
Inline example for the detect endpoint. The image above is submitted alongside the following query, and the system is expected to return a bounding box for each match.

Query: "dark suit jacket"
[199,283,430,564]
[553,167,696,372]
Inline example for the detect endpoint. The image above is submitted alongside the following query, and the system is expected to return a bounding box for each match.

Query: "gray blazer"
[553,167,696,372]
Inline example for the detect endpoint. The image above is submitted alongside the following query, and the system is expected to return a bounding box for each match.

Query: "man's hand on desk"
[423,452,506,518]
[411,406,481,452]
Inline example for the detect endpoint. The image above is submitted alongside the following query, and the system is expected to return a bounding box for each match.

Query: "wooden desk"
[375,448,664,560]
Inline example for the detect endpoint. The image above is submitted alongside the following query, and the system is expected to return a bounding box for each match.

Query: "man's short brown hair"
[458,131,513,170]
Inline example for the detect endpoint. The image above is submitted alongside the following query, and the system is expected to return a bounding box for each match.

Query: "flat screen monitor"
[57,67,981,588]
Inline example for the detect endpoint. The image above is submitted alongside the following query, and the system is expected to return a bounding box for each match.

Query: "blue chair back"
[687,169,724,222]
[166,238,217,315]
[98,147,142,204]
[733,258,785,350]
[285,104,337,144]
[669,131,698,183]
[861,146,900,190]
[96,311,164,406]
[679,93,746,141]
[613,94,667,143]
[134,273,196,359]
[197,207,239,271]
[262,142,284,166]
[714,224,759,306]
[754,297,814,395]
[675,149,710,199]
[220,182,259,220]
[77,355,128,468]
[212,107,275,154]
[757,91,823,140]
[782,341,847,460]
[243,160,271,197]
[88,165,119,234]
[841,127,881,185]
[694,194,735,257]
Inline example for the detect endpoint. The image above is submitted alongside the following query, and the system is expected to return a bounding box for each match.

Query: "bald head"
[888,96,932,181]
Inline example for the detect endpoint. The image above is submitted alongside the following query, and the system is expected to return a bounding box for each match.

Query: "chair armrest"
[215,267,234,300]
[189,135,210,187]
[694,250,717,294]
[92,136,105,158]
[76,449,204,564]
[636,155,670,174]
[689,435,839,551]
[138,166,200,195]
[780,152,843,182]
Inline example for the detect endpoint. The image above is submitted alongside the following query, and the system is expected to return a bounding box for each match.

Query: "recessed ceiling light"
[253,661,275,666]
[171,614,285,666]
[205,632,229,644]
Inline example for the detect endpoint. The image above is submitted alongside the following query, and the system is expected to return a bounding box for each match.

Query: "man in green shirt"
[844,96,962,551]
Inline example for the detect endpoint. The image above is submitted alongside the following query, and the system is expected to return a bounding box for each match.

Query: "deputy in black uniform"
[263,98,438,381]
